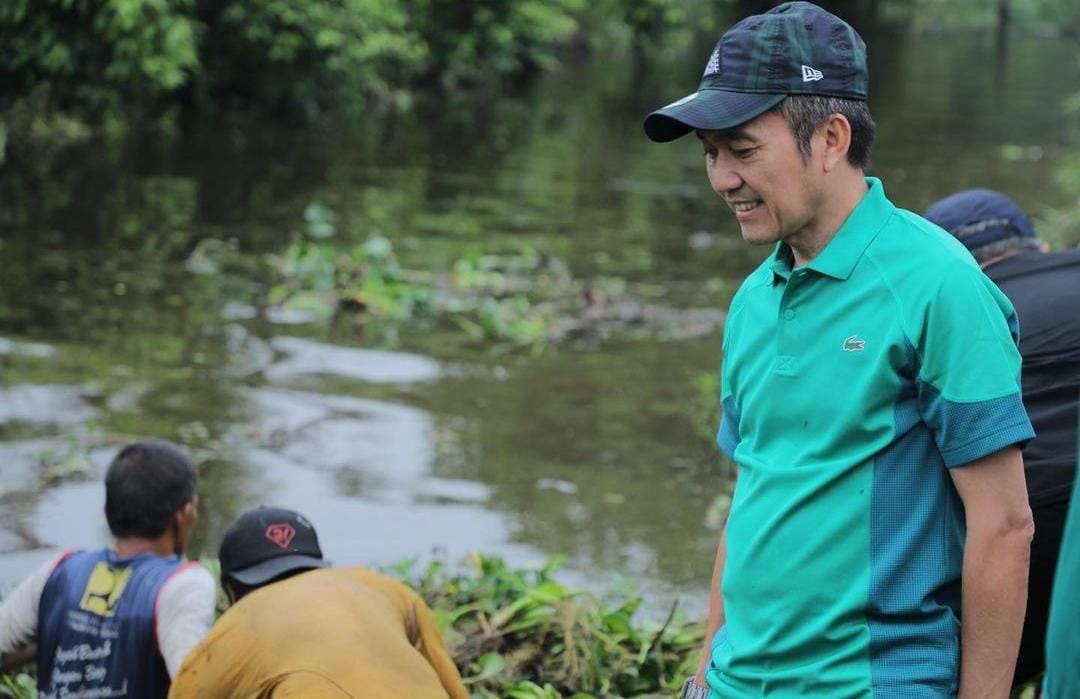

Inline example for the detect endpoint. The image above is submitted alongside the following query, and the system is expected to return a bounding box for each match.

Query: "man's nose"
[707,157,742,194]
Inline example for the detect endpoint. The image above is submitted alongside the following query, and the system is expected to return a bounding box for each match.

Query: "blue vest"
[37,549,183,699]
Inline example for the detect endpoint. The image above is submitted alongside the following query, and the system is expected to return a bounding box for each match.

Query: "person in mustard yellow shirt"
[168,507,469,699]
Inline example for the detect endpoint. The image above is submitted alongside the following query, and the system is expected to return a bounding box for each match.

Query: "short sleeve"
[156,563,216,678]
[716,354,741,461]
[915,265,1034,467]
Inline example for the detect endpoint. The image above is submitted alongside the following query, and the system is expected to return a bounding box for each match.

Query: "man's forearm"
[695,526,727,685]
[958,518,1032,699]
[0,557,56,659]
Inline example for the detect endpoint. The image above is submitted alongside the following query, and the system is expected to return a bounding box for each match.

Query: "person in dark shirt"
[925,188,1080,687]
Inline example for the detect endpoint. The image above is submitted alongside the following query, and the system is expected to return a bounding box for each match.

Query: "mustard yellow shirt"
[168,567,469,699]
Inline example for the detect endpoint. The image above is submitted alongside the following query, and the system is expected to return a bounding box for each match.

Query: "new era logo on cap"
[703,48,721,77]
[801,65,823,82]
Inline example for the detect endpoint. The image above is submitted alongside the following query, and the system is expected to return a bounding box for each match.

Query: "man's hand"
[950,446,1033,699]
[0,643,36,672]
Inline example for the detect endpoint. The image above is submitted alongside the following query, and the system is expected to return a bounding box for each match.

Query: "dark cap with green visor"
[644,1,868,142]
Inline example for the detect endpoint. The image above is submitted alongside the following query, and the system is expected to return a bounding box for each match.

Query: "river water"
[1,25,1077,614]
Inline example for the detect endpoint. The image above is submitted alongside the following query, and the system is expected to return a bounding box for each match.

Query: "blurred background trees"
[0,0,699,121]
[2,0,1075,125]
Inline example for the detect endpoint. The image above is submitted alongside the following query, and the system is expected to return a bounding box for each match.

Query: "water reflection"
[265,337,440,384]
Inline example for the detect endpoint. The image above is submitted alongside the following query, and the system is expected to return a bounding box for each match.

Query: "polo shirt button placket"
[776,299,799,376]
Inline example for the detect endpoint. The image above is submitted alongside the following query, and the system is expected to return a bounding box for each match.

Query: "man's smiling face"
[699,110,826,248]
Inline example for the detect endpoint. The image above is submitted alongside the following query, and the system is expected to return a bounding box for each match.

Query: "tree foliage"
[409,0,584,89]
[195,0,426,112]
[1,0,199,115]
[3,1,1074,125]
[0,0,733,121]
[1,0,599,119]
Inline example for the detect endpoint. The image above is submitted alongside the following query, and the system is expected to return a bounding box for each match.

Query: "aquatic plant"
[265,205,556,349]
[257,202,725,353]
[402,554,703,696]
[269,227,433,324]
[0,672,34,699]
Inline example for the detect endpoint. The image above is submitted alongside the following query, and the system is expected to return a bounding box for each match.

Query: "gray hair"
[772,95,876,170]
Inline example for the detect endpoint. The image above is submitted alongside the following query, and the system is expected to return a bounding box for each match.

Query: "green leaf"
[467,652,506,682]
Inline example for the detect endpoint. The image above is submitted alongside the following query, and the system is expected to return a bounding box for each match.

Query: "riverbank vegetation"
[410,555,702,697]
[0,555,703,698]
[4,0,1078,142]
[0,0,712,129]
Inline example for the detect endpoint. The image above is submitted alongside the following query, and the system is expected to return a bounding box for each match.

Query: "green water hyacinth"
[400,554,704,697]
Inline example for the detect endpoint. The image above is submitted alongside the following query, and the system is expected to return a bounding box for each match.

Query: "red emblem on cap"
[265,523,296,549]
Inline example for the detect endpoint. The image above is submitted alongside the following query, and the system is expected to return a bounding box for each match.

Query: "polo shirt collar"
[770,245,795,282]
[769,177,893,284]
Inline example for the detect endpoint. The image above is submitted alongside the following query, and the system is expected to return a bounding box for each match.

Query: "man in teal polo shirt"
[643,4,1035,698]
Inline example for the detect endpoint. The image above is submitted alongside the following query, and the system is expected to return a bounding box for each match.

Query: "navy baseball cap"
[924,189,1038,251]
[218,506,329,586]
[644,1,869,142]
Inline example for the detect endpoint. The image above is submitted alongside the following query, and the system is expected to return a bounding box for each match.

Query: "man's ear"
[170,501,198,555]
[819,113,853,172]
[181,500,198,526]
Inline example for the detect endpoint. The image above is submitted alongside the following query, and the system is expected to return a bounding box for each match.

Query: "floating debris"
[535,478,578,495]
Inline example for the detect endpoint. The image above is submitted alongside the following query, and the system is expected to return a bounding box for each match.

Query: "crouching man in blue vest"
[0,439,216,698]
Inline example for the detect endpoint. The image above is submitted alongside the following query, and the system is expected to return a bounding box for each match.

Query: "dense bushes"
[1,0,200,115]
[193,0,426,112]
[0,0,695,120]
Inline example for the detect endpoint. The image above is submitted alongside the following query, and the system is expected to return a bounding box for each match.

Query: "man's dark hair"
[773,95,876,170]
[104,439,198,539]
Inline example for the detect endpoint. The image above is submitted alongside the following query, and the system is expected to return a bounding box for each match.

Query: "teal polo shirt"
[709,178,1035,698]
[1044,442,1080,698]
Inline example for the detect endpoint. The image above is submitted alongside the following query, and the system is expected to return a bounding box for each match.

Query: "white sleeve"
[154,564,216,678]
[0,553,66,655]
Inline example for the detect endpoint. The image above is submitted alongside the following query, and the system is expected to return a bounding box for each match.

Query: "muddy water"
[1,29,1077,613]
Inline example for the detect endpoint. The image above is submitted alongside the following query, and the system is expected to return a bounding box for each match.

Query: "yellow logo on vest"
[79,563,133,617]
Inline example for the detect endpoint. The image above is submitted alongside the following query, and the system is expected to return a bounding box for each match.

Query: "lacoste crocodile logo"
[843,335,866,352]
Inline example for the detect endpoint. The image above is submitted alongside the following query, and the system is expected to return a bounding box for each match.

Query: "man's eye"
[731,147,756,159]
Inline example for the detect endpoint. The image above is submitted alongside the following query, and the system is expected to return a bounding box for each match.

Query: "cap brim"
[228,554,329,586]
[644,89,787,142]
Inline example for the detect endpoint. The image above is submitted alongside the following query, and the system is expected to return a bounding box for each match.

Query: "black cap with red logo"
[218,506,329,586]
